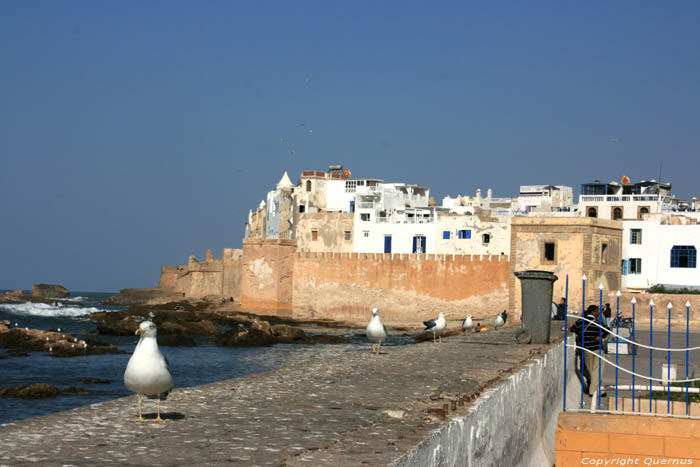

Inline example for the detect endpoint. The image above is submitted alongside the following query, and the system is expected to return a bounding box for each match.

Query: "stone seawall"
[292,251,510,325]
[393,335,575,467]
[0,326,567,466]
[159,248,243,300]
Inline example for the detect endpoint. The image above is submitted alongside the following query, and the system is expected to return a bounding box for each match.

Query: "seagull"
[494,311,506,330]
[124,321,173,422]
[462,315,473,333]
[423,312,447,343]
[366,308,388,355]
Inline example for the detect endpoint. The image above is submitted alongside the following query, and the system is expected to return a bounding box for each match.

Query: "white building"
[622,216,700,291]
[515,185,573,213]
[295,166,382,214]
[579,179,674,220]
[353,183,433,254]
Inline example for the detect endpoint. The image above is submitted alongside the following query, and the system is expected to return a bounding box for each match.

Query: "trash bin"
[514,270,558,344]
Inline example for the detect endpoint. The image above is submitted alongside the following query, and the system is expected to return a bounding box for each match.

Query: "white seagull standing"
[124,321,173,422]
[366,308,388,355]
[462,315,473,333]
[423,312,447,343]
[494,313,505,330]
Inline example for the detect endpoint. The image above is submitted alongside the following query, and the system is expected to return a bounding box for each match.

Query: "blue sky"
[1,1,698,291]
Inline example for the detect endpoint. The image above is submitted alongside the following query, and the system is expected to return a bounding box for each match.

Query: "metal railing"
[563,275,698,418]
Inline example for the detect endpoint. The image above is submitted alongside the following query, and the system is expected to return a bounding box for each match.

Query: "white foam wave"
[0,302,106,318]
[59,296,89,302]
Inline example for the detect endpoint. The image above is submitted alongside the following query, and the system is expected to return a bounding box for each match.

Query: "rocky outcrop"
[271,324,306,341]
[0,383,61,399]
[101,288,184,306]
[0,383,104,398]
[31,284,70,298]
[0,326,124,357]
[0,290,31,304]
[215,327,277,347]
[91,302,352,347]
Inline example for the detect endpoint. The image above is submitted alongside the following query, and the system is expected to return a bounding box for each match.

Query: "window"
[344,231,351,241]
[629,258,642,274]
[544,242,556,262]
[458,229,471,239]
[412,235,426,254]
[587,207,597,218]
[363,231,369,238]
[670,246,697,268]
[630,229,642,244]
[360,213,370,221]
[311,230,318,241]
[638,206,649,219]
[345,180,357,193]
[299,204,305,213]
[306,180,311,192]
[612,207,623,220]
[601,243,608,264]
[482,233,491,244]
[443,231,451,239]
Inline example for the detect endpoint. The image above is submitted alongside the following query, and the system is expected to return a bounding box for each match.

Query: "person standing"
[570,304,609,397]
[603,303,612,327]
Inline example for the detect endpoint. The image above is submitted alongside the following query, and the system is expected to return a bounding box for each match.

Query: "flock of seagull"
[122,309,510,420]
[366,308,509,354]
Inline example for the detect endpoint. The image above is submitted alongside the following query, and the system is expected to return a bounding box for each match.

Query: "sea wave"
[0,302,104,318]
[60,296,89,302]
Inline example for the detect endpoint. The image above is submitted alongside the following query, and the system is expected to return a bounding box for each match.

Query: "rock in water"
[31,284,70,298]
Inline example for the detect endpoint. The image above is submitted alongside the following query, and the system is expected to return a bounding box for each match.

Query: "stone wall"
[394,337,575,467]
[240,238,296,314]
[556,412,700,465]
[291,251,510,325]
[295,212,354,253]
[611,292,700,326]
[158,248,243,300]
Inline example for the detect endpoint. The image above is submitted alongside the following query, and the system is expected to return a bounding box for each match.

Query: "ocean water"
[0,292,402,425]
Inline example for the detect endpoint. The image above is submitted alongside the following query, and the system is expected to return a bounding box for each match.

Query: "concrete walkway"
[0,327,563,466]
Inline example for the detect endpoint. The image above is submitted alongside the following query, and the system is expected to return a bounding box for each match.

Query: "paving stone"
[0,326,562,466]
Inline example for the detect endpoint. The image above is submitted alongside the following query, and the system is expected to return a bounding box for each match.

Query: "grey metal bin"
[514,270,558,344]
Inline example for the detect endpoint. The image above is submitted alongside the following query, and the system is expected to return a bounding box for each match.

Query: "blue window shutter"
[466,230,471,239]
[412,236,417,253]
[622,259,627,275]
[443,231,450,239]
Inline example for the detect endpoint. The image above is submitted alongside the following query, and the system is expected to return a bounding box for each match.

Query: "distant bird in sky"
[366,308,387,355]
[124,321,173,422]
[462,315,473,333]
[611,138,617,143]
[423,312,447,343]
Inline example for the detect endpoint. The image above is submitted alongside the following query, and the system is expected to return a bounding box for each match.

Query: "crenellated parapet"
[295,251,509,263]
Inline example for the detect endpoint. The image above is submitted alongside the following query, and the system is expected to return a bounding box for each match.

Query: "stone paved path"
[0,327,562,466]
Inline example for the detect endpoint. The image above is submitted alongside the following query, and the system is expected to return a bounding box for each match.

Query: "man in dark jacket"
[570,304,609,396]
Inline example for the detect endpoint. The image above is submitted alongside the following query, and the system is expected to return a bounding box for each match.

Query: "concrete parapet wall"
[292,252,510,324]
[393,338,574,467]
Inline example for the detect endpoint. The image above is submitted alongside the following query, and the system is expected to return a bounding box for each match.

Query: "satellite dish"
[621,175,631,185]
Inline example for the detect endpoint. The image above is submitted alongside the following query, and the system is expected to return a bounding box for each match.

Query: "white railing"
[580,195,660,203]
